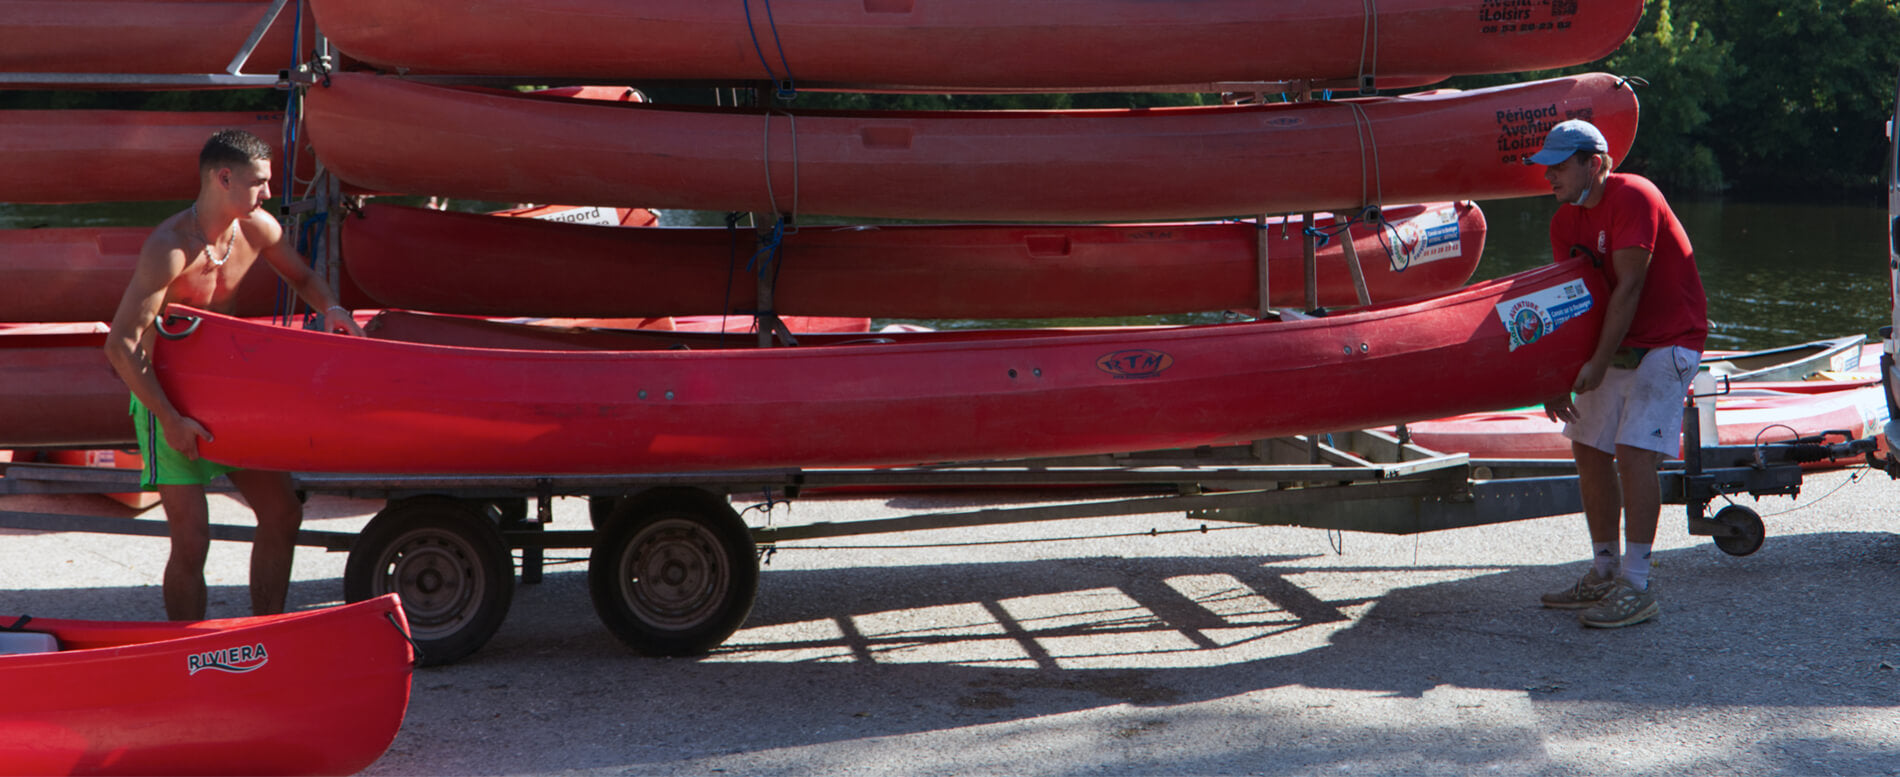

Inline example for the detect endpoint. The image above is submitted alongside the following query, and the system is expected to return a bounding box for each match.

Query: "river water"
[3,195,1891,352]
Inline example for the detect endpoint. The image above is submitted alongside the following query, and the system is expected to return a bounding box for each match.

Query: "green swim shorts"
[129,394,239,490]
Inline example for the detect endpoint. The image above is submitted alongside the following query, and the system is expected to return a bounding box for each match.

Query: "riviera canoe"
[0,110,290,203]
[342,201,1484,318]
[149,257,1607,474]
[0,595,414,777]
[1405,382,1890,465]
[304,72,1639,222]
[0,0,313,76]
[309,0,1641,90]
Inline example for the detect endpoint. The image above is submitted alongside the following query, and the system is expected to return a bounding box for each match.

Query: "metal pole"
[1302,212,1318,311]
[1255,214,1271,316]
[1338,217,1373,307]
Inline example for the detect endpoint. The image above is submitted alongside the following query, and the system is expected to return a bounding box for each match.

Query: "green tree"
[1696,0,1900,194]
[1602,0,1734,192]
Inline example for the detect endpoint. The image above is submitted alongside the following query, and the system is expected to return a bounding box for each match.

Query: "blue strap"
[746,217,787,274]
[742,0,797,100]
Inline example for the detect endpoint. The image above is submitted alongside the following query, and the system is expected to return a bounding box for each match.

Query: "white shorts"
[1562,345,1700,457]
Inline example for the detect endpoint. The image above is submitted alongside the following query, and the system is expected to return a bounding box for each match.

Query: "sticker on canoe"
[524,206,620,226]
[1495,279,1593,351]
[1097,349,1173,379]
[187,642,270,675]
[1388,209,1463,267]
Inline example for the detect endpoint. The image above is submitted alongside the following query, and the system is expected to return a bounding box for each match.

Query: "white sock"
[1622,543,1653,590]
[1592,542,1619,577]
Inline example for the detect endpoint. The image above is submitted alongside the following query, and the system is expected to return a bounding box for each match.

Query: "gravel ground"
[3,466,1898,776]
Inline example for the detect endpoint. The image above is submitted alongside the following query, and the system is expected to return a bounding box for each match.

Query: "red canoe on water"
[304,72,1640,222]
[343,201,1486,318]
[0,0,313,76]
[309,0,1641,89]
[149,258,1608,474]
[0,595,413,777]
[0,110,291,204]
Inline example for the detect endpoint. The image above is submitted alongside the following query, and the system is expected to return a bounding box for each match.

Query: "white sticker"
[528,206,619,226]
[1495,279,1593,351]
[1387,208,1463,268]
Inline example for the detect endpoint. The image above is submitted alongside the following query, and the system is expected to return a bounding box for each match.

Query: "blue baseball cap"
[1525,119,1608,166]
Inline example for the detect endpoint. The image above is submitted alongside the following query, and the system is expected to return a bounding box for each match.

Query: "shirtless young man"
[104,129,366,621]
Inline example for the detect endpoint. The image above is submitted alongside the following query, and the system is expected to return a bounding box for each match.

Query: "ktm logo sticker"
[1096,350,1173,379]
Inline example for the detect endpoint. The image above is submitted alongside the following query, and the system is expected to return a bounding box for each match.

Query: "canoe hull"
[304,72,1640,221]
[309,0,1641,89]
[0,331,134,448]
[0,1,312,75]
[342,202,1486,318]
[0,111,290,203]
[152,259,1609,474]
[0,226,312,323]
[0,595,413,777]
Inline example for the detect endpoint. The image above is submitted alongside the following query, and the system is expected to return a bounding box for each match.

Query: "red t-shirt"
[1548,173,1708,351]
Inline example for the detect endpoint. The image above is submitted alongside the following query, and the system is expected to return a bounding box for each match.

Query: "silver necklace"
[190,204,237,270]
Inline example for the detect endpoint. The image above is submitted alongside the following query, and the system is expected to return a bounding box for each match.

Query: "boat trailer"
[0,421,1878,666]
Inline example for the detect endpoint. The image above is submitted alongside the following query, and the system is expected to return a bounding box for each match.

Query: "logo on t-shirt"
[1598,230,1608,255]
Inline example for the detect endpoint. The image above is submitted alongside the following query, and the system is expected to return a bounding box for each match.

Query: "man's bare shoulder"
[137,210,194,271]
[237,207,285,246]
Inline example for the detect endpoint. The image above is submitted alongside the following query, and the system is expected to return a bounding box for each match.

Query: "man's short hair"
[199,129,272,173]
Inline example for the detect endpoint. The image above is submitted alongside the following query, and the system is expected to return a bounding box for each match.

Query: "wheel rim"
[375,528,485,639]
[614,517,730,629]
[1712,505,1766,556]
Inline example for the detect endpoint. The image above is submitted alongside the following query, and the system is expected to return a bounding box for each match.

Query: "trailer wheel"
[1711,504,1766,557]
[345,496,515,665]
[588,488,757,656]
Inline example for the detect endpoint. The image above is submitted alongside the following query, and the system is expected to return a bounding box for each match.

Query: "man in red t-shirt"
[1531,119,1708,628]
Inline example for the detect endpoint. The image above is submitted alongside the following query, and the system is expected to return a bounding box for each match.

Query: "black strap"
[2,615,32,631]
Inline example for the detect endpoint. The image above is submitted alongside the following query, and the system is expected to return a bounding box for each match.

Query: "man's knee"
[1614,445,1666,471]
[256,500,304,537]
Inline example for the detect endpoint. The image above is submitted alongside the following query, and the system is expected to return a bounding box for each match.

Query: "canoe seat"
[0,630,58,655]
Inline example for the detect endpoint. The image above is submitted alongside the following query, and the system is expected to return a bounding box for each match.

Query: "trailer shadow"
[4,515,1895,775]
[345,528,1900,775]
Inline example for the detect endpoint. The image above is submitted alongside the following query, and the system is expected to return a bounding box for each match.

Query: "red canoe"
[0,0,312,76]
[0,595,413,777]
[309,0,1640,90]
[0,226,320,323]
[149,258,1608,474]
[342,201,1486,318]
[0,203,654,323]
[0,329,133,448]
[0,314,859,449]
[1406,382,1891,463]
[304,72,1640,222]
[0,110,290,203]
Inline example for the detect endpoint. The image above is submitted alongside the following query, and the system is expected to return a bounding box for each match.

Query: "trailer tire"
[588,488,757,656]
[345,496,514,666]
[1711,504,1766,557]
